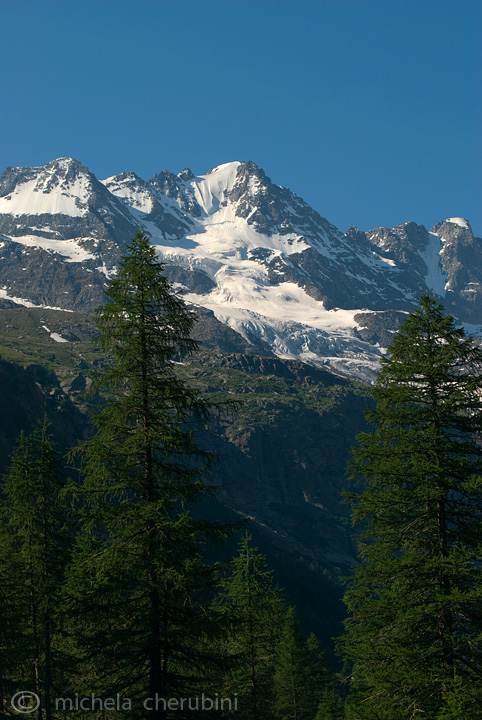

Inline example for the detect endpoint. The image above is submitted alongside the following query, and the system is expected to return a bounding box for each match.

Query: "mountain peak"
[0,156,94,218]
[445,217,471,230]
[0,156,480,380]
[430,218,473,237]
[47,156,83,167]
[43,157,91,178]
[177,168,195,182]
[205,161,241,176]
[103,170,147,186]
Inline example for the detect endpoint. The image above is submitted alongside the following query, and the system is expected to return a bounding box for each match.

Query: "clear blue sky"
[1,0,481,235]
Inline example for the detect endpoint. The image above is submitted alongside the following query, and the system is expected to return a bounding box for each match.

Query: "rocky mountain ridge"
[0,157,480,380]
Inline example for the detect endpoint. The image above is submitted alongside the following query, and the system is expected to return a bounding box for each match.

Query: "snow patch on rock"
[446,217,470,229]
[420,233,447,297]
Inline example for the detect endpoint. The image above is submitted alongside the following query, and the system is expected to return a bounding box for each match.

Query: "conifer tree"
[304,632,331,714]
[0,418,69,720]
[219,534,285,720]
[339,294,482,719]
[313,686,345,720]
[65,232,230,719]
[273,609,327,720]
[0,502,27,710]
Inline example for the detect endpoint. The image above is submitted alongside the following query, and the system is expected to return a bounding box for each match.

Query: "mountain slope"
[1,157,480,379]
[0,311,367,649]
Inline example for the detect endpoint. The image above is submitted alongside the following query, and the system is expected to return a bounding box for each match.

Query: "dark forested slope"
[0,305,370,650]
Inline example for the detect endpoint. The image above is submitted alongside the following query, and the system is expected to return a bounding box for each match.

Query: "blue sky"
[1,0,481,234]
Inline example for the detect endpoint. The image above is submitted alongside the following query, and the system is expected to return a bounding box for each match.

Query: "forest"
[1,232,481,720]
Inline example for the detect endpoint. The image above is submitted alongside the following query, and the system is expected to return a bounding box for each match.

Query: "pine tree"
[0,501,27,711]
[304,633,332,716]
[314,686,345,720]
[0,418,69,720]
[273,609,327,720]
[219,534,286,720]
[339,294,482,719]
[65,231,231,719]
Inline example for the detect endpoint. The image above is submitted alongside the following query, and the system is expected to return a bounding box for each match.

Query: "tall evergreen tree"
[0,418,69,720]
[273,609,327,720]
[304,633,332,717]
[65,231,230,719]
[313,686,345,720]
[219,534,286,720]
[0,496,27,711]
[339,294,482,719]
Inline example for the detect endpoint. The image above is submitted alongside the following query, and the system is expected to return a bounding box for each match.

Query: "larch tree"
[0,418,69,720]
[339,294,482,719]
[219,534,286,720]
[64,231,231,719]
[313,686,346,720]
[273,608,328,720]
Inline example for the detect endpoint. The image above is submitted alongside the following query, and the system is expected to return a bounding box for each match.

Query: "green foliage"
[0,418,70,719]
[314,686,346,720]
[0,484,29,706]
[64,232,232,717]
[0,307,96,370]
[218,535,341,720]
[218,534,286,720]
[0,301,368,637]
[435,671,482,719]
[339,294,482,719]
[0,232,358,717]
[273,609,328,720]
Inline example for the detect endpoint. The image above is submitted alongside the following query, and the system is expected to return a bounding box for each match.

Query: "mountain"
[1,157,480,649]
[1,157,480,380]
[0,307,368,649]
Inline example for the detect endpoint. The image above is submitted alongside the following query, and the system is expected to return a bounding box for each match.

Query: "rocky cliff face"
[357,218,482,324]
[432,219,482,322]
[1,157,480,378]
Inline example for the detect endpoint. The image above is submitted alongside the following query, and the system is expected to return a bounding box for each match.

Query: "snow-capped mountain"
[0,157,480,379]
